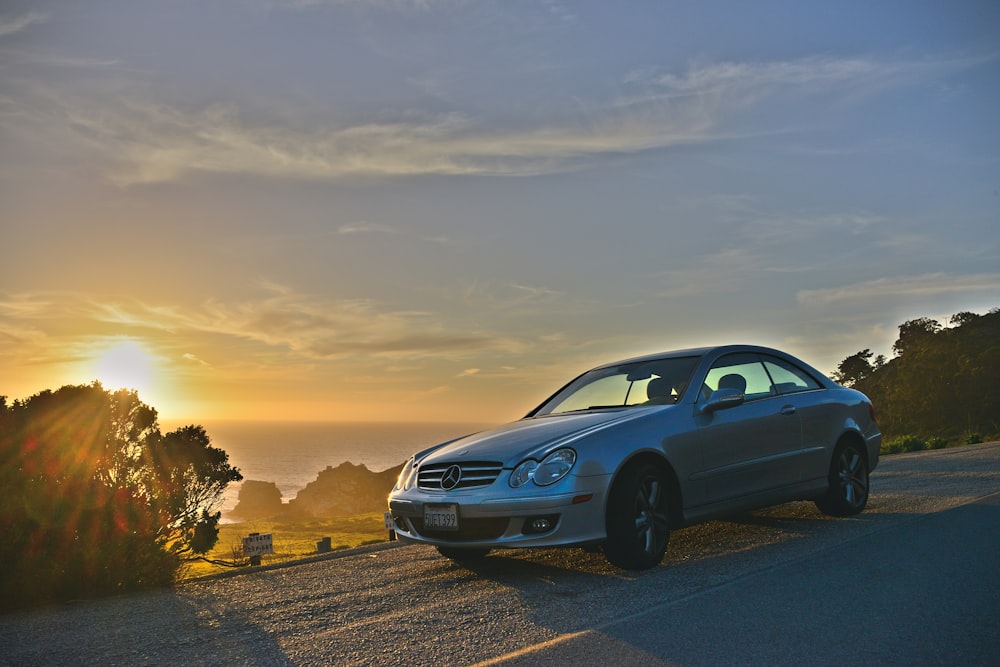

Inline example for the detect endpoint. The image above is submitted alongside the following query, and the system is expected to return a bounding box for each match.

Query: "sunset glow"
[89,340,156,395]
[1,3,997,425]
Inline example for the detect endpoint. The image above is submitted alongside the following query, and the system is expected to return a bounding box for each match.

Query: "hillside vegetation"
[833,307,1000,449]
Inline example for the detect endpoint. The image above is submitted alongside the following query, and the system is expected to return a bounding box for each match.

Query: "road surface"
[2,442,998,666]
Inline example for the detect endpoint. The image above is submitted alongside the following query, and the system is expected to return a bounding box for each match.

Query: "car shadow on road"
[449,500,847,581]
[437,500,901,656]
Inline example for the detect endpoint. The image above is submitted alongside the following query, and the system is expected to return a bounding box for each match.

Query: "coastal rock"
[285,461,404,518]
[230,480,285,520]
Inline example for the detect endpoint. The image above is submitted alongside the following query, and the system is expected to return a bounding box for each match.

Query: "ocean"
[183,420,493,517]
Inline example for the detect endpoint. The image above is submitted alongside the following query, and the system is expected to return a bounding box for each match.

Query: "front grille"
[417,461,503,490]
[410,517,509,541]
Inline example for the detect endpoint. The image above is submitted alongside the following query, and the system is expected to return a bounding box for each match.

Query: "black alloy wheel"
[815,439,870,516]
[603,462,671,570]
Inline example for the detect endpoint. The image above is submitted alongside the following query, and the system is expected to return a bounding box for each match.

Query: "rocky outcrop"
[284,461,404,518]
[230,480,285,520]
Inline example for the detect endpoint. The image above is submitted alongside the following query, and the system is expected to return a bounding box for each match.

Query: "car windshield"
[533,356,701,416]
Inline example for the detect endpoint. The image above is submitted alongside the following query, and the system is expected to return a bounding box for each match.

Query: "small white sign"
[242,533,274,557]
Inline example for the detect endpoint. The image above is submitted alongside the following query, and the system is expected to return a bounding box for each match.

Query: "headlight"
[509,460,538,488]
[534,448,576,486]
[509,448,576,488]
[394,457,416,491]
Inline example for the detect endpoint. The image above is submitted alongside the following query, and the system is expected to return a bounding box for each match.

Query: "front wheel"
[815,440,870,516]
[603,462,671,570]
[436,546,490,562]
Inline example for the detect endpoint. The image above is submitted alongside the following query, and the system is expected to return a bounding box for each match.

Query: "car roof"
[591,344,785,369]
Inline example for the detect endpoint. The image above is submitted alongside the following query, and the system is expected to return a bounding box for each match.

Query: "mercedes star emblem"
[441,465,462,490]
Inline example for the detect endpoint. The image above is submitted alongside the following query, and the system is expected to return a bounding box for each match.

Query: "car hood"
[418,408,656,466]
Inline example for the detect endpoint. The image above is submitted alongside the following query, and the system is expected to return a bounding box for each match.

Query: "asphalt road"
[2,443,998,666]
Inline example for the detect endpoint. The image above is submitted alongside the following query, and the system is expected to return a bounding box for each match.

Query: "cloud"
[0,293,56,319]
[0,12,47,37]
[650,195,897,287]
[453,281,578,316]
[4,52,989,185]
[626,57,888,97]
[182,353,210,366]
[456,368,480,377]
[796,273,1000,305]
[253,0,574,23]
[0,287,525,366]
[653,248,763,298]
[621,54,987,107]
[649,207,882,296]
[76,102,708,185]
[8,53,123,68]
[254,0,470,12]
[333,221,454,245]
[336,222,399,235]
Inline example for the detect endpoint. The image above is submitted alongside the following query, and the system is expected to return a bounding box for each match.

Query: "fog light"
[522,514,559,535]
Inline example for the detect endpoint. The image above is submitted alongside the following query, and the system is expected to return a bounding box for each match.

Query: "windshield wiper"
[547,404,628,416]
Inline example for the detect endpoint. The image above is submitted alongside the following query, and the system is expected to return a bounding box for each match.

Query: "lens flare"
[91,340,156,396]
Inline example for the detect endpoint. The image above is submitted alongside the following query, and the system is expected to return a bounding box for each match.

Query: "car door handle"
[779,405,796,415]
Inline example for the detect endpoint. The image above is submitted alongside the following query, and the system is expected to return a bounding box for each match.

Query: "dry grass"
[182,512,390,579]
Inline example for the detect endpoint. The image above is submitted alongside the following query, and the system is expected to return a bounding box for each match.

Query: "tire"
[815,439,870,516]
[603,462,671,570]
[436,546,490,562]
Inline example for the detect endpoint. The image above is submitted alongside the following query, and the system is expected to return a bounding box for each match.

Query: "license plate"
[424,504,459,531]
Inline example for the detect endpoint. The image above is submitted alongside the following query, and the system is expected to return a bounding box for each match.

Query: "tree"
[145,425,239,558]
[832,348,884,387]
[892,317,941,356]
[0,383,241,610]
[950,311,981,327]
[836,308,1000,442]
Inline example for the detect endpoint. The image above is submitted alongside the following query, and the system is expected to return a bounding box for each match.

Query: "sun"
[91,340,157,398]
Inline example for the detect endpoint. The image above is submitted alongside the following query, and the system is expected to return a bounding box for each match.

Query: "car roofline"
[589,344,747,369]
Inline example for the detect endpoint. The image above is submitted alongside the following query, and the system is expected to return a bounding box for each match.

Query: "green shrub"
[964,432,983,445]
[881,434,926,455]
[926,436,948,450]
[0,384,241,611]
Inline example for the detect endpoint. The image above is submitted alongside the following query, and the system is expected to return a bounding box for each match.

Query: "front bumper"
[387,475,610,549]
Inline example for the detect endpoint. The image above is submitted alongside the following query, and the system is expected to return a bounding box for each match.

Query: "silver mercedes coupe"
[387,344,881,570]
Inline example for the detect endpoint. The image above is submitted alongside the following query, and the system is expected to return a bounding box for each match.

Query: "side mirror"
[700,388,745,413]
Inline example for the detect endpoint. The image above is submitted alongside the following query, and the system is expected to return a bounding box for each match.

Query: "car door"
[760,355,829,482]
[694,353,804,504]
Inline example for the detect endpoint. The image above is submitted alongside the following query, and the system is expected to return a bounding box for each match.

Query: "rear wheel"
[436,546,490,562]
[603,462,671,570]
[815,439,869,516]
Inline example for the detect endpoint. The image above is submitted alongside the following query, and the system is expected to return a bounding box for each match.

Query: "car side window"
[762,357,821,394]
[703,353,775,402]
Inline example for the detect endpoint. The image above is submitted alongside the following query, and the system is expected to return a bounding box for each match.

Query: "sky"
[1,1,998,425]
